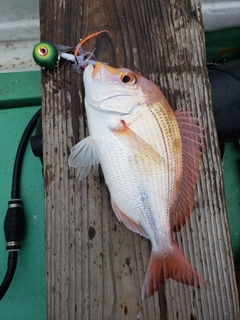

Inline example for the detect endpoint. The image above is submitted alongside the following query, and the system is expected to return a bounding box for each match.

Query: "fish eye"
[120,72,137,85]
[38,46,48,56]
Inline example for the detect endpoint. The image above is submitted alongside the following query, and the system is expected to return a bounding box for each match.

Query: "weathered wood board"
[40,0,240,319]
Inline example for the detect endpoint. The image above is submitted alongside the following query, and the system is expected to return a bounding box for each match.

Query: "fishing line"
[45,0,90,76]
[42,53,73,77]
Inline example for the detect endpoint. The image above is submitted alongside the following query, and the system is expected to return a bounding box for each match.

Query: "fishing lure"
[32,30,109,72]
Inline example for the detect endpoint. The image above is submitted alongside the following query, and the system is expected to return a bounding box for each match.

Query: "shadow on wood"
[40,0,240,319]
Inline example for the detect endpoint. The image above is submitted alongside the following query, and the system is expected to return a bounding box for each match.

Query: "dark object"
[0,108,41,300]
[4,200,25,251]
[0,252,18,300]
[208,60,240,143]
[30,114,43,164]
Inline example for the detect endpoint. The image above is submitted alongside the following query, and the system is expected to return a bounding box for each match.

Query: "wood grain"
[40,0,240,318]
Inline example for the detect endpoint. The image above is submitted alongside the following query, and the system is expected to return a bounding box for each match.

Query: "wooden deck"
[40,0,240,319]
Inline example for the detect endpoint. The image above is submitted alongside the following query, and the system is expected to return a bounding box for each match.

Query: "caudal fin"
[142,241,205,299]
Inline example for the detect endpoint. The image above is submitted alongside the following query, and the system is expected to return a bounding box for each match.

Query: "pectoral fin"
[112,120,163,165]
[68,136,100,180]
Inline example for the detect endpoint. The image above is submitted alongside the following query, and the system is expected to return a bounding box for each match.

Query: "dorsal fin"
[172,109,204,231]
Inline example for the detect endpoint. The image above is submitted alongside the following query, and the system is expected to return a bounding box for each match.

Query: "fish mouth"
[92,62,102,79]
[86,62,105,81]
[83,62,105,83]
[91,62,122,82]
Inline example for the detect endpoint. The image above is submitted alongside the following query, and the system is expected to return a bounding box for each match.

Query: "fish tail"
[142,241,205,300]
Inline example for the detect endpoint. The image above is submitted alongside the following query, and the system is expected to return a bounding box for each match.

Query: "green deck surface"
[0,106,46,320]
[205,27,240,63]
[0,71,45,319]
[0,71,41,109]
[223,142,240,269]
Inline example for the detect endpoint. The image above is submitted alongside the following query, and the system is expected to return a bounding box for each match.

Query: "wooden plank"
[40,0,240,319]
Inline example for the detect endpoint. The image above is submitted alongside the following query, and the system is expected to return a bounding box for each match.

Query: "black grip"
[4,200,25,251]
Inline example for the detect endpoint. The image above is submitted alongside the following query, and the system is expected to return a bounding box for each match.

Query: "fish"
[68,62,205,299]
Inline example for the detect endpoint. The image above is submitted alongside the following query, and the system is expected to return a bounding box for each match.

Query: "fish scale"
[86,102,173,250]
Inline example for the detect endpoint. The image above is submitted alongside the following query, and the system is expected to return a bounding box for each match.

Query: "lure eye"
[33,42,58,69]
[120,72,137,85]
[38,46,48,56]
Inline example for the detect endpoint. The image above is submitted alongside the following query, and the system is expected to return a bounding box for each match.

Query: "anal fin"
[111,199,148,238]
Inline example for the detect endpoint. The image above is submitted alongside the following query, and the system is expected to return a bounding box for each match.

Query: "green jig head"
[33,42,59,69]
